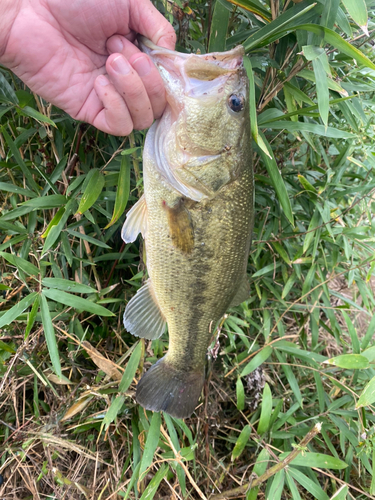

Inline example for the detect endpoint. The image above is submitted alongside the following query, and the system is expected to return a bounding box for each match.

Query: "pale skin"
[0,0,176,136]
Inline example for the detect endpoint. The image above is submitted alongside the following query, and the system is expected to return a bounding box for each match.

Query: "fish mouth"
[139,36,244,64]
[138,36,244,83]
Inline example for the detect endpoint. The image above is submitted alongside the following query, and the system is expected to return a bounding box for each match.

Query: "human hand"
[0,0,176,135]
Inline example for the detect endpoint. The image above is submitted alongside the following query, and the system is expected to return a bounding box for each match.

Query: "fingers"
[93,75,133,136]
[128,0,176,50]
[92,34,167,136]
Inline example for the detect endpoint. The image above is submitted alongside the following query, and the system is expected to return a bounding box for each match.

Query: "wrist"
[0,0,22,61]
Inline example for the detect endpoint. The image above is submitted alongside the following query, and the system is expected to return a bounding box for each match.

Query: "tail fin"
[136,356,205,419]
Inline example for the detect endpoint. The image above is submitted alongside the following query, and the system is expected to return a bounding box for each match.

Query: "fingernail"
[132,55,153,77]
[97,75,109,86]
[111,55,131,75]
[107,36,123,54]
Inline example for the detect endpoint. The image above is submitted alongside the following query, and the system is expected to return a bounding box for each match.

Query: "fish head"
[140,37,250,201]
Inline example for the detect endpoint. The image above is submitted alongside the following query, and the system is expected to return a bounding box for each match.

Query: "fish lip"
[138,35,245,64]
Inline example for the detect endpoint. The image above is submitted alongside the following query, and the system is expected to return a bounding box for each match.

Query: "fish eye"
[228,93,245,113]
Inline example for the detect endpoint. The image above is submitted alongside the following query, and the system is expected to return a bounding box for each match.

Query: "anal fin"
[229,274,250,308]
[121,194,148,243]
[124,279,166,340]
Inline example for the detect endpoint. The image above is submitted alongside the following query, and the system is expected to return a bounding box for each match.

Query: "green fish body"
[122,39,254,418]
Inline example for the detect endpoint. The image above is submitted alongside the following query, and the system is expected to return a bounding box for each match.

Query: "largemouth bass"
[121,38,254,418]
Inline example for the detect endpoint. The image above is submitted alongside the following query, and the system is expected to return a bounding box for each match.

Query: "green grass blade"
[42,288,115,317]
[232,424,251,461]
[243,1,318,52]
[257,134,294,225]
[139,463,168,500]
[139,411,161,480]
[208,0,231,52]
[295,24,375,70]
[0,292,38,328]
[76,169,105,214]
[257,383,272,435]
[105,155,131,229]
[2,127,39,192]
[119,341,142,392]
[40,292,62,377]
[41,278,98,294]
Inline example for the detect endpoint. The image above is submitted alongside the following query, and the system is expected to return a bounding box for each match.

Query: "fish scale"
[121,38,254,418]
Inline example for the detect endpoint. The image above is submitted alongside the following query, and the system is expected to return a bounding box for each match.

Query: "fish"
[121,37,254,419]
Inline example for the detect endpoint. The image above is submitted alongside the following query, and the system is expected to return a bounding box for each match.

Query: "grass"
[2,0,375,498]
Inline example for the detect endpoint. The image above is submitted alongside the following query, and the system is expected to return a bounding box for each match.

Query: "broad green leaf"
[267,469,285,500]
[41,207,65,239]
[20,106,57,127]
[284,82,314,106]
[324,354,369,369]
[25,294,40,340]
[231,424,251,461]
[262,120,354,138]
[257,383,272,435]
[241,345,272,377]
[101,395,125,431]
[66,229,111,249]
[40,293,62,377]
[119,342,142,393]
[0,251,40,276]
[271,242,291,266]
[302,45,325,61]
[42,198,76,252]
[330,485,349,499]
[76,169,105,214]
[312,55,329,127]
[226,0,271,22]
[257,134,294,225]
[0,182,36,198]
[0,72,19,104]
[295,24,375,71]
[236,377,245,411]
[105,155,131,229]
[286,473,302,500]
[279,452,347,469]
[244,57,271,158]
[139,411,161,479]
[298,175,317,194]
[0,292,38,328]
[139,464,168,500]
[288,468,329,500]
[42,288,114,317]
[341,0,368,34]
[275,350,302,406]
[356,375,375,408]
[243,1,318,52]
[41,278,97,294]
[247,448,270,500]
[20,194,66,208]
[208,0,230,52]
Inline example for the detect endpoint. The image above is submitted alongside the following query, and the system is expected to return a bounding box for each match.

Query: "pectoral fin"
[165,198,194,254]
[229,274,250,308]
[124,279,166,340]
[121,194,148,243]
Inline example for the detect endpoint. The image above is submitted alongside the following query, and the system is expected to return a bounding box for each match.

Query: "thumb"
[129,0,176,49]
